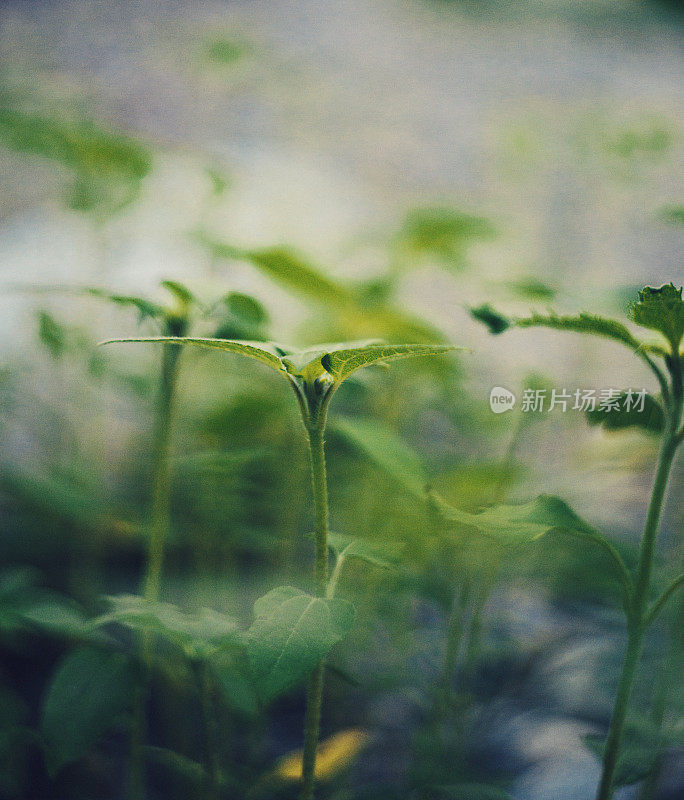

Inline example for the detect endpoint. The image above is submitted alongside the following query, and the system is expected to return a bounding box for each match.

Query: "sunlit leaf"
[100,337,287,373]
[629,283,684,352]
[41,646,134,775]
[321,343,460,382]
[246,586,354,702]
[273,728,370,782]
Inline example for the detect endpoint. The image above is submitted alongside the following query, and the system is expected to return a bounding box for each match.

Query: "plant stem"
[436,579,471,719]
[193,659,222,800]
[300,417,330,800]
[129,340,182,800]
[596,393,681,800]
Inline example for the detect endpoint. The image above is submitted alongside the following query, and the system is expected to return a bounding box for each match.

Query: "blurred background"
[0,1,682,799]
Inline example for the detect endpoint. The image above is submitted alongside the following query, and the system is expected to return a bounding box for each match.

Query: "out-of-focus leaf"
[37,311,66,359]
[331,416,427,496]
[146,746,206,785]
[658,204,684,226]
[583,720,663,788]
[470,304,510,335]
[586,392,664,434]
[433,493,594,545]
[41,645,134,775]
[428,784,514,800]
[398,207,495,268]
[507,278,556,302]
[209,649,260,717]
[0,108,152,212]
[272,728,370,782]
[246,586,354,702]
[204,38,248,65]
[327,532,404,571]
[94,594,240,659]
[628,283,683,352]
[85,288,164,322]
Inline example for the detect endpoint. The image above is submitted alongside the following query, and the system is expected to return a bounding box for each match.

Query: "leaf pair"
[100,336,461,422]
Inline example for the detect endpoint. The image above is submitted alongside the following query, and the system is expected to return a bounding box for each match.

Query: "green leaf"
[145,746,206,786]
[246,587,354,702]
[208,649,260,717]
[515,311,642,351]
[85,288,165,322]
[100,338,460,392]
[224,292,268,326]
[100,337,287,374]
[583,721,662,788]
[41,646,134,775]
[327,532,404,570]
[429,784,514,800]
[320,343,460,382]
[629,284,684,352]
[470,304,510,335]
[658,204,684,226]
[398,206,495,267]
[331,416,427,496]
[37,311,66,359]
[0,107,151,212]
[433,493,595,545]
[586,392,664,434]
[94,594,240,659]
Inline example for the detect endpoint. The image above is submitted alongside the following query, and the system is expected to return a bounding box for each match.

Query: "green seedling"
[472,284,684,800]
[91,281,268,800]
[100,335,459,799]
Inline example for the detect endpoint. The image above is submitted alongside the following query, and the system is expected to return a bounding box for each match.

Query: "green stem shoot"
[299,406,331,800]
[595,357,681,800]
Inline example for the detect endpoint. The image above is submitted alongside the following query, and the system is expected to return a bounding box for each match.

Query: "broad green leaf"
[19,600,102,642]
[223,292,268,326]
[327,532,404,570]
[470,304,510,335]
[629,284,684,352]
[586,392,664,434]
[429,784,514,800]
[209,649,260,717]
[331,416,427,497]
[433,493,595,545]
[41,646,134,775]
[321,343,460,382]
[583,721,662,788]
[94,594,240,659]
[246,586,354,702]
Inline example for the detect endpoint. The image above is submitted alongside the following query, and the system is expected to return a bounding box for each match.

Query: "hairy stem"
[300,414,331,800]
[129,341,182,800]
[596,399,681,800]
